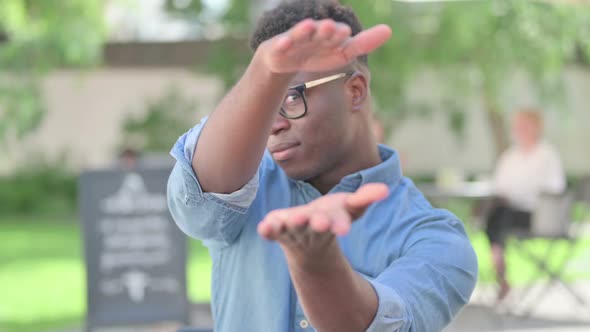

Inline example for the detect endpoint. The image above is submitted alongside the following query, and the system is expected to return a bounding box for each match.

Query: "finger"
[274,20,315,54]
[284,206,310,232]
[315,19,337,42]
[257,220,275,240]
[309,210,332,233]
[346,183,389,218]
[323,22,352,48]
[289,19,317,45]
[275,35,293,53]
[258,218,281,240]
[342,24,392,60]
[258,209,289,240]
[329,208,353,236]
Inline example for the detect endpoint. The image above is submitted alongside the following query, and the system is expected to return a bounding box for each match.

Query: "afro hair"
[250,0,368,65]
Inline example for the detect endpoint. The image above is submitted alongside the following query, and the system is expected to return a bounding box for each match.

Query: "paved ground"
[183,282,590,332]
[445,305,590,332]
[445,281,590,332]
[49,282,590,332]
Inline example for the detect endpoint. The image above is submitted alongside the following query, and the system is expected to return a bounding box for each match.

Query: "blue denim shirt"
[167,117,478,332]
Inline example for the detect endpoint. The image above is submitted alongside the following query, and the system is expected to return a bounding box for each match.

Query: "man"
[486,109,565,300]
[118,147,139,170]
[167,1,477,331]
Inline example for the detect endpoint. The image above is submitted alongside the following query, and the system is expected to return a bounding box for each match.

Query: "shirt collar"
[293,145,403,194]
[328,145,402,193]
[348,143,401,182]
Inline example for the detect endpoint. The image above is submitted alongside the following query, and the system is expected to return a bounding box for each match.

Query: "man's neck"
[308,144,382,195]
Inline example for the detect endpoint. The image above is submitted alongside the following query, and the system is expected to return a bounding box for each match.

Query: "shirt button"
[299,319,309,328]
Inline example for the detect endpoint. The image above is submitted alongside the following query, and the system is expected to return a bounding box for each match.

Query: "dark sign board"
[79,168,188,331]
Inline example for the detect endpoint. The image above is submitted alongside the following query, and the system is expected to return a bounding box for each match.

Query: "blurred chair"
[574,176,590,205]
[508,190,587,315]
[571,176,590,236]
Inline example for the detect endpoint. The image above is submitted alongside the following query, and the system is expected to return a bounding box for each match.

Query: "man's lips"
[268,142,299,153]
[268,142,300,161]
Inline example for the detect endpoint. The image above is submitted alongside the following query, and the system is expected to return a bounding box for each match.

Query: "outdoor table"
[417,181,495,201]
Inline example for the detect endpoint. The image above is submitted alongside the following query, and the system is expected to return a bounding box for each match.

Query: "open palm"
[258,183,390,240]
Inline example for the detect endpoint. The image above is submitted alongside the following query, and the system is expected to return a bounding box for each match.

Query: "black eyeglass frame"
[279,71,355,119]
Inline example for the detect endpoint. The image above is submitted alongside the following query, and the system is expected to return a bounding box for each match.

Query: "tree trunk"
[482,93,509,159]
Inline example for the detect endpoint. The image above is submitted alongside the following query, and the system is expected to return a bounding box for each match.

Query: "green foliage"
[199,0,252,87]
[0,82,44,139]
[342,0,590,151]
[164,0,203,19]
[347,1,590,103]
[220,0,252,29]
[122,88,199,153]
[190,0,590,154]
[0,160,77,217]
[0,217,212,332]
[203,38,251,88]
[0,0,106,142]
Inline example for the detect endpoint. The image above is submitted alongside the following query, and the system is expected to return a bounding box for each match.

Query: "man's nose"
[270,114,291,135]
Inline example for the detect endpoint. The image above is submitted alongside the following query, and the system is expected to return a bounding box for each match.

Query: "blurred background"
[1,0,590,331]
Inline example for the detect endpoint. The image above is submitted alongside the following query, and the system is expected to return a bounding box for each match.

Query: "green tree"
[122,88,198,153]
[187,0,590,157]
[342,0,590,155]
[164,0,203,19]
[0,0,105,142]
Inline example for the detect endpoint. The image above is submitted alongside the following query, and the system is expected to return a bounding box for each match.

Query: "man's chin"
[277,163,312,182]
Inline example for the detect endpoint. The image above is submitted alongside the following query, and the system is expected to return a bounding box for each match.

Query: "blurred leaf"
[222,0,251,27]
[164,0,203,19]
[122,87,199,153]
[202,38,250,89]
[0,0,106,144]
[169,0,590,156]
[344,0,589,154]
[447,105,466,141]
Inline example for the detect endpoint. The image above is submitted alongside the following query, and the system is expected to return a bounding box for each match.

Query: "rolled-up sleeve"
[362,212,478,332]
[362,278,407,332]
[167,117,259,247]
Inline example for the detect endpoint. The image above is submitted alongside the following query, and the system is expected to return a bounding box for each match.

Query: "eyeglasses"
[279,71,354,119]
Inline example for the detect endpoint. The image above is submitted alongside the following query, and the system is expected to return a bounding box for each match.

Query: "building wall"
[0,68,221,174]
[1,66,588,177]
[391,67,590,177]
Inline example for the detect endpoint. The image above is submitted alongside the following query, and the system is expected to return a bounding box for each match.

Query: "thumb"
[345,183,389,219]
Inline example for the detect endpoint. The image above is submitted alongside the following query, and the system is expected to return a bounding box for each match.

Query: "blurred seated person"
[486,108,565,300]
[118,147,140,170]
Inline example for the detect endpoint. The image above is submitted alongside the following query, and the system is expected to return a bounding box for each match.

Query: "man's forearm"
[193,51,294,194]
[284,239,378,332]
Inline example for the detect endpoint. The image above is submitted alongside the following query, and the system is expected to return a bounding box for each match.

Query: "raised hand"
[258,19,392,74]
[257,183,389,258]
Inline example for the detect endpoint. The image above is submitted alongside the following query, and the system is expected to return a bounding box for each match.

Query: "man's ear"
[347,73,369,112]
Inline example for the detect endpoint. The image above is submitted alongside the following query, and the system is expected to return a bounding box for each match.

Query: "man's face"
[266,71,357,181]
[512,113,540,148]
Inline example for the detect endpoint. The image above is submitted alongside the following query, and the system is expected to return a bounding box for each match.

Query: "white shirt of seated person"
[492,111,566,212]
